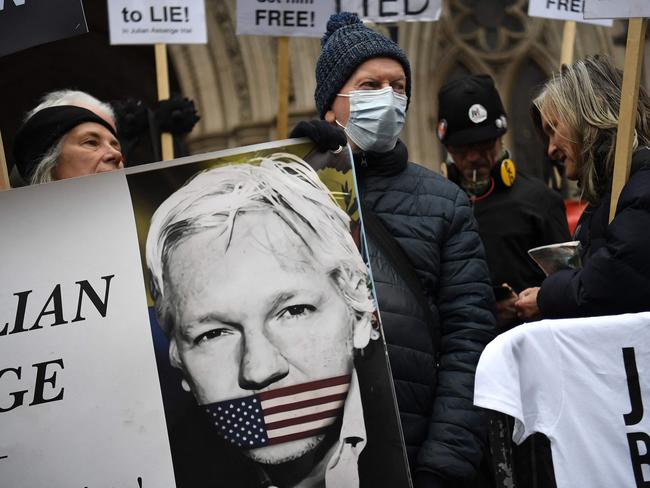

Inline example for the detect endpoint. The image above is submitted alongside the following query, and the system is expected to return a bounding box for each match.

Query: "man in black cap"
[437,74,570,330]
[437,74,569,487]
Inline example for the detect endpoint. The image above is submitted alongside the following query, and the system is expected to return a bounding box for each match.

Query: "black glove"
[112,98,149,138]
[289,120,347,153]
[154,95,200,135]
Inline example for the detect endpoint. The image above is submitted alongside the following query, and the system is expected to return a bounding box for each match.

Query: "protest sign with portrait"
[0,139,411,488]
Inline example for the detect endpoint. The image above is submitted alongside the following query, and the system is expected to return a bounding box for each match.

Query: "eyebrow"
[177,313,239,342]
[268,292,297,315]
[357,75,406,82]
[187,313,238,329]
[180,290,303,333]
[181,290,316,332]
[79,129,119,142]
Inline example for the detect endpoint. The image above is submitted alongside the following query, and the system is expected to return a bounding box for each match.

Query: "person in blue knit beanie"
[291,11,497,488]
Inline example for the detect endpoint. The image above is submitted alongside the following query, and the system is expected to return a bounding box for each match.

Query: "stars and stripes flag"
[204,374,351,449]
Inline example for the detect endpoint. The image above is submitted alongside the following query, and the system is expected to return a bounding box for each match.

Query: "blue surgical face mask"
[336,87,407,153]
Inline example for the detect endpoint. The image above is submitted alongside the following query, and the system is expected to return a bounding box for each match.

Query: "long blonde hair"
[532,56,650,204]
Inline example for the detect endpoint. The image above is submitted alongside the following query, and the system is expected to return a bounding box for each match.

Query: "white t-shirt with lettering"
[474,312,650,488]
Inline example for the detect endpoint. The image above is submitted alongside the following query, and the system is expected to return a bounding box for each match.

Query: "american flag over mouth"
[204,374,351,450]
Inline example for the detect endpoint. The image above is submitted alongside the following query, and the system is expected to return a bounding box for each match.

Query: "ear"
[324,110,336,124]
[352,313,373,349]
[169,337,183,369]
[169,338,192,393]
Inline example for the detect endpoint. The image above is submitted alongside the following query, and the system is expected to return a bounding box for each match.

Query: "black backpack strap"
[361,204,441,357]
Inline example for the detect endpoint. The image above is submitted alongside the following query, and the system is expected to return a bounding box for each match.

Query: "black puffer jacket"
[356,141,496,486]
[538,147,650,318]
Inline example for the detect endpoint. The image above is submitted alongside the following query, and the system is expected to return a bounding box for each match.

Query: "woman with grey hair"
[13,105,123,185]
[516,56,650,320]
[13,90,123,185]
[25,89,116,126]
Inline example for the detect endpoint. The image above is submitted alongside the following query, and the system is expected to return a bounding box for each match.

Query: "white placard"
[236,0,440,37]
[0,171,175,487]
[346,0,441,23]
[528,0,613,26]
[585,0,650,19]
[237,0,336,38]
[107,0,207,45]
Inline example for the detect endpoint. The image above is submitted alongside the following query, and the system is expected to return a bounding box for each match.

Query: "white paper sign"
[237,0,440,37]
[237,0,336,38]
[584,0,650,19]
[107,0,207,45]
[0,172,175,488]
[346,0,441,23]
[528,0,613,26]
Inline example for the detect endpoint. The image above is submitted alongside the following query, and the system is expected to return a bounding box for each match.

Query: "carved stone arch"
[497,43,554,166]
[504,55,550,178]
[288,38,320,112]
[169,0,250,151]
[169,0,322,152]
[399,20,445,167]
[401,0,618,176]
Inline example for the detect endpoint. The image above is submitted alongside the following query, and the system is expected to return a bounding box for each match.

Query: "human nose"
[239,330,289,390]
[98,144,124,172]
[464,147,482,162]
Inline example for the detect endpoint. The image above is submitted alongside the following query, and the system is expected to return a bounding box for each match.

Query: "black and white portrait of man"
[142,153,408,488]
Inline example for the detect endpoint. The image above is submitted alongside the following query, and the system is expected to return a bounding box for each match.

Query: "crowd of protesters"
[7,10,650,488]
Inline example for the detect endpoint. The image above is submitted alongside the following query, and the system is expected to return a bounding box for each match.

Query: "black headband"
[13,105,117,180]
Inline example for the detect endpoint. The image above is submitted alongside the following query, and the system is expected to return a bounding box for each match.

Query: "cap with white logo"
[437,74,507,146]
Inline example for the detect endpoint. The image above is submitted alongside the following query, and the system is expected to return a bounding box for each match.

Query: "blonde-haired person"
[516,56,650,320]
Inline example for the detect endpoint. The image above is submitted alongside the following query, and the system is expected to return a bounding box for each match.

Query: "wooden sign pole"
[276,36,290,140]
[0,131,11,191]
[155,43,174,161]
[609,18,647,223]
[560,20,577,67]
